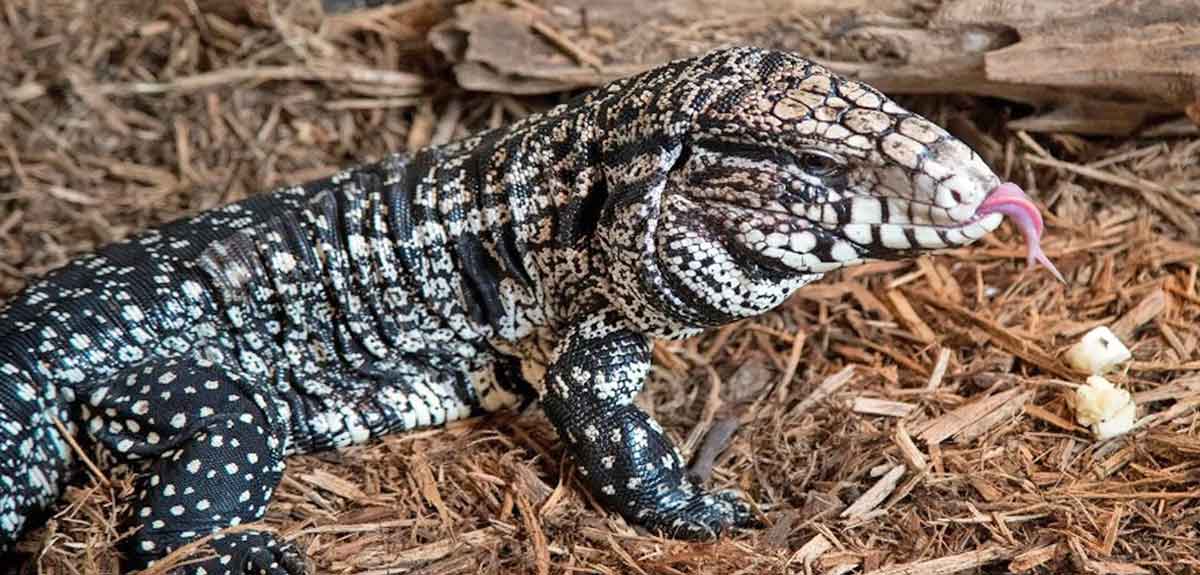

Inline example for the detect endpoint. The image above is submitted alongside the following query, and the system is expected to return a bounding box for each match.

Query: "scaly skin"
[0,47,1011,573]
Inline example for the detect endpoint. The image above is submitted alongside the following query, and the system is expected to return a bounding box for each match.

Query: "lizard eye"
[798,151,844,178]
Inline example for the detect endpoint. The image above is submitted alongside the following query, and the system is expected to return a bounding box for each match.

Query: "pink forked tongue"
[976,182,1066,283]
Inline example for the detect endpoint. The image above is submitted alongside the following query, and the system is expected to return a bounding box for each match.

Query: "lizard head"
[662,48,1011,272]
[596,47,1042,333]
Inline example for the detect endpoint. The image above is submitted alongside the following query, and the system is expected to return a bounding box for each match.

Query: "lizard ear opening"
[669,140,692,173]
[596,141,680,252]
[592,140,680,250]
[572,177,609,239]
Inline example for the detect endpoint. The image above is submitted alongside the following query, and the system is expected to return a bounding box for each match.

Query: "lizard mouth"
[972,182,1065,283]
[700,182,1065,280]
[845,182,1064,281]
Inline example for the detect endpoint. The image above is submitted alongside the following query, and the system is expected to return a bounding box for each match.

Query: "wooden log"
[429,0,1200,134]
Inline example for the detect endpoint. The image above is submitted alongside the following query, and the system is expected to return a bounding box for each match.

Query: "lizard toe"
[239,541,307,575]
[161,531,307,575]
[648,488,758,540]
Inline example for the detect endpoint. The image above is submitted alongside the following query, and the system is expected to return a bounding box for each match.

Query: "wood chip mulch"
[2,1,1198,574]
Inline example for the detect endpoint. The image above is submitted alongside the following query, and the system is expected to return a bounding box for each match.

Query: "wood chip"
[102,160,179,188]
[1111,288,1167,341]
[918,387,1026,445]
[1024,403,1084,433]
[833,335,933,377]
[853,397,917,418]
[391,527,500,564]
[300,469,369,501]
[775,330,808,401]
[1085,561,1152,575]
[515,465,554,506]
[788,366,856,418]
[934,262,966,303]
[763,510,797,550]
[916,257,947,296]
[50,416,110,488]
[1101,504,1124,555]
[1009,544,1058,573]
[605,534,649,575]
[885,289,937,344]
[834,343,877,364]
[792,533,833,565]
[956,389,1034,443]
[95,64,426,96]
[842,464,906,518]
[926,348,952,390]
[1133,375,1200,403]
[848,282,893,319]
[515,492,551,575]
[688,417,738,483]
[868,546,1017,575]
[411,452,452,527]
[430,99,464,146]
[893,421,927,471]
[529,19,603,68]
[967,475,1004,503]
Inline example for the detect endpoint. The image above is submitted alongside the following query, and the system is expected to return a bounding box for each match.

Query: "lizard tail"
[0,364,75,552]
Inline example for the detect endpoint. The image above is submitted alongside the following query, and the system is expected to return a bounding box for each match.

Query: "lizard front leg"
[541,309,753,538]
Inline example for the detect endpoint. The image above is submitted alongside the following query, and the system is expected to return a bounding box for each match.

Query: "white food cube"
[1075,375,1137,439]
[1093,400,1137,440]
[1064,326,1132,375]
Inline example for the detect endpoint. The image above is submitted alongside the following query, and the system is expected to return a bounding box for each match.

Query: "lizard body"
[0,47,1026,574]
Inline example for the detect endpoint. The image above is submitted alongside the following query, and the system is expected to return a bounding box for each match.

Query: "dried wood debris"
[2,1,1199,574]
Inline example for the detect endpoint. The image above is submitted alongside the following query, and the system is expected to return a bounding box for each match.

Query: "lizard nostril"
[950,189,964,204]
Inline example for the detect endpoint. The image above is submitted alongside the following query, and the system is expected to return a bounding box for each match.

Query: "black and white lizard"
[0,47,1058,574]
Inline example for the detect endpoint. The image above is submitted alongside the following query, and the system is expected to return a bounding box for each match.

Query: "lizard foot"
[150,531,307,575]
[643,488,758,540]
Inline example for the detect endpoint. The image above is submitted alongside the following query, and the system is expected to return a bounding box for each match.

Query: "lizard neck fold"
[405,104,613,339]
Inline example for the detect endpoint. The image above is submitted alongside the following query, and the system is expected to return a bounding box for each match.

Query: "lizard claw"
[208,532,307,575]
[150,531,308,575]
[645,488,758,540]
